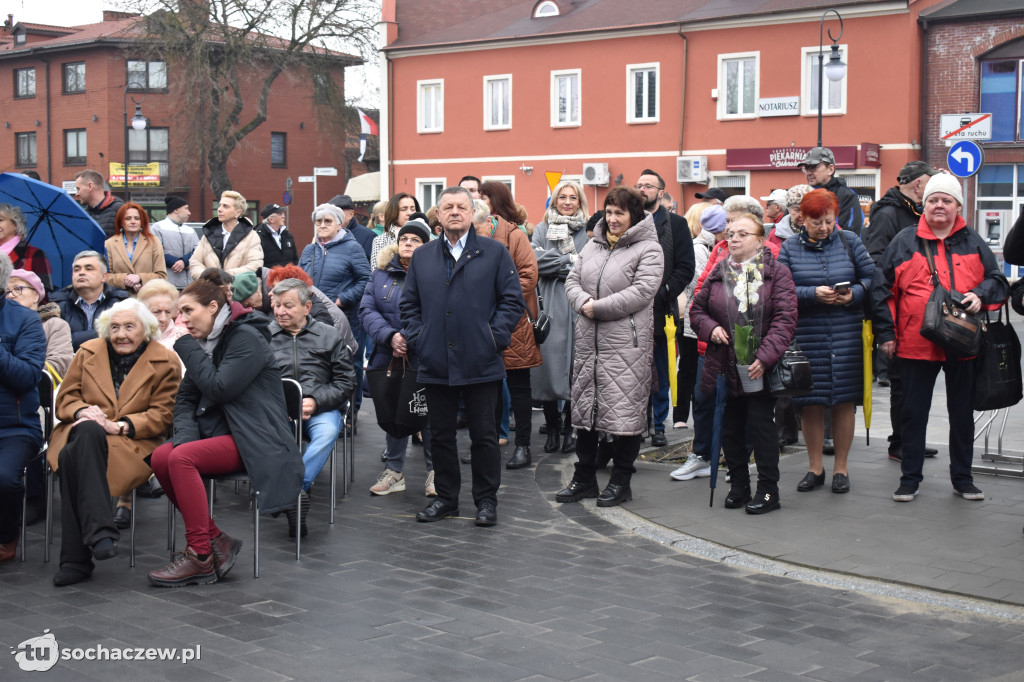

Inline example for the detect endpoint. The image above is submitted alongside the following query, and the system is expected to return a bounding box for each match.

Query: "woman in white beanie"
[871,172,1009,504]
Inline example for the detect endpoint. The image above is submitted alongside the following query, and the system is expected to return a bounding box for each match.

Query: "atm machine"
[979,208,1021,279]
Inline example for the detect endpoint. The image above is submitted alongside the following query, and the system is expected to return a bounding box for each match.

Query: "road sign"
[285,176,293,190]
[298,176,315,183]
[282,191,292,205]
[314,167,338,176]
[940,113,992,141]
[947,140,984,178]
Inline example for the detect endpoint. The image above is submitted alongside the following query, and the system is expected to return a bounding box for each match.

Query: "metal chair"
[24,371,55,562]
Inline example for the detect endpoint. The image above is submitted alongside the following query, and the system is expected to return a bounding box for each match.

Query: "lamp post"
[122,82,148,202]
[816,9,847,148]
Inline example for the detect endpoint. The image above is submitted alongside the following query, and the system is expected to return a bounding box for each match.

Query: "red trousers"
[150,436,243,554]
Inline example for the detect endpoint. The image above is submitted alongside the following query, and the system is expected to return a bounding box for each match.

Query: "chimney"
[3,14,13,34]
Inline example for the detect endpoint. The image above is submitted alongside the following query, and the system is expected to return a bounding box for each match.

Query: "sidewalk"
[590,380,1024,607]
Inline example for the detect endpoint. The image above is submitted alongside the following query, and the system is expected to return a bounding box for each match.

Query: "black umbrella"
[708,373,729,507]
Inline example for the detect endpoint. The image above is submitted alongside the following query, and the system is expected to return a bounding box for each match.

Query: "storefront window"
[978,165,1014,197]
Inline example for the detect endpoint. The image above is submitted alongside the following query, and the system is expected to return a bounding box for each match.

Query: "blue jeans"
[691,356,714,461]
[0,434,40,543]
[302,410,343,491]
[385,429,432,474]
[652,334,670,430]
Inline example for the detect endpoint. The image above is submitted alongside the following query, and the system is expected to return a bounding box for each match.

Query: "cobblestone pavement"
[2,423,1023,681]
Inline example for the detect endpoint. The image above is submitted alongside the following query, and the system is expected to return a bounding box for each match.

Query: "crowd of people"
[0,148,1018,587]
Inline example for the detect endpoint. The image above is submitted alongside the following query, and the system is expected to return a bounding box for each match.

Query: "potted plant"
[725,258,765,393]
[733,322,763,392]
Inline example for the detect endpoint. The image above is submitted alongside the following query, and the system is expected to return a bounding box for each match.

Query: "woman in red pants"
[148,278,303,587]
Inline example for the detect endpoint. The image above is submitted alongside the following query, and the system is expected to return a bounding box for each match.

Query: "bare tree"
[120,0,373,196]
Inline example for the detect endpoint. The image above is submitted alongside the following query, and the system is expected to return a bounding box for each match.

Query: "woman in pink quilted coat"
[556,187,664,508]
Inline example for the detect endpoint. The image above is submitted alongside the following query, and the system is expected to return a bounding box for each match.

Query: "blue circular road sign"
[947,140,984,178]
[282,191,292,206]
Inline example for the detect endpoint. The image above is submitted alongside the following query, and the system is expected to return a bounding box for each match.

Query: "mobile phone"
[833,282,851,294]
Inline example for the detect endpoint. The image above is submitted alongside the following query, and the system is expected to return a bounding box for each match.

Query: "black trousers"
[900,358,975,489]
[427,381,502,507]
[723,394,779,494]
[673,336,699,423]
[574,429,641,487]
[887,354,905,450]
[0,434,39,544]
[542,400,571,431]
[495,368,533,447]
[58,421,119,571]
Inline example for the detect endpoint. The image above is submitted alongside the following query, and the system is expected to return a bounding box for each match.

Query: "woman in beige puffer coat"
[557,187,664,508]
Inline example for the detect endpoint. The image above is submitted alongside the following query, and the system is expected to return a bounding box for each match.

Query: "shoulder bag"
[973,302,1022,411]
[917,237,983,357]
[365,357,429,438]
[526,294,552,345]
[768,339,814,397]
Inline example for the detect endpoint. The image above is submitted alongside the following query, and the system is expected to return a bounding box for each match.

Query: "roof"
[919,0,1024,20]
[387,0,901,51]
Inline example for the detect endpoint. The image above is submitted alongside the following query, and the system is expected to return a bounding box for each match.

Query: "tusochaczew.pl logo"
[11,630,201,672]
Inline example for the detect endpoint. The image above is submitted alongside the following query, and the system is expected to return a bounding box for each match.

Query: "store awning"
[344,171,380,202]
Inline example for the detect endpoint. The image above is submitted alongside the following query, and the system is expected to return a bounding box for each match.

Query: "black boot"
[561,413,576,454]
[544,425,560,453]
[506,446,531,470]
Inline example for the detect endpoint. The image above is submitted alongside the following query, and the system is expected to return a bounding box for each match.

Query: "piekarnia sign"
[757,97,800,117]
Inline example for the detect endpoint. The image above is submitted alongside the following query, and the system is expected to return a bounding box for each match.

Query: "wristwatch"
[117,421,128,436]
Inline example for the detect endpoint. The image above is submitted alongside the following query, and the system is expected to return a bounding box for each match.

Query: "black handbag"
[917,238,983,357]
[365,358,429,438]
[768,340,814,397]
[973,303,1023,411]
[527,294,552,345]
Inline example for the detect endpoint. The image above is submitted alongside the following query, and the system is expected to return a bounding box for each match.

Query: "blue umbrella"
[708,373,728,507]
[0,173,106,289]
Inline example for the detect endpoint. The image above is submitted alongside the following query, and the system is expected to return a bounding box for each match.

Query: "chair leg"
[20,466,28,562]
[208,480,215,518]
[167,498,175,552]
[295,491,302,560]
[252,492,260,579]
[129,489,136,568]
[44,466,53,563]
[329,442,337,524]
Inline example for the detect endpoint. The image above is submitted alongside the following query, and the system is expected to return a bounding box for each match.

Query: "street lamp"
[123,82,148,201]
[816,9,846,148]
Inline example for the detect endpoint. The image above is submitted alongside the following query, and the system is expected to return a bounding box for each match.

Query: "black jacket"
[255,223,298,268]
[85,192,124,238]
[819,176,864,236]
[268,316,355,414]
[172,303,303,515]
[347,218,377,263]
[50,283,132,349]
[652,206,696,334]
[1001,206,1024,265]
[864,186,920,266]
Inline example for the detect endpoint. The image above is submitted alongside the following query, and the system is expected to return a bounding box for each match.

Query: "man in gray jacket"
[269,278,356,537]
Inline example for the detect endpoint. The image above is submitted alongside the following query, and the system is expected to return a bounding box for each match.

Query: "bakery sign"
[727,145,881,171]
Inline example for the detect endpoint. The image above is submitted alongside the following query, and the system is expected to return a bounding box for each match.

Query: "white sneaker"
[424,470,437,497]
[370,469,405,495]
[670,456,712,481]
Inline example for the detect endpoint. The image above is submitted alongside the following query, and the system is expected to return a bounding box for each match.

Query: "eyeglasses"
[635,183,661,191]
[5,286,28,298]
[725,231,757,241]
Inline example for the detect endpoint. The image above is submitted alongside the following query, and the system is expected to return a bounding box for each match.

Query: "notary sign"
[940,113,992,141]
[757,97,800,117]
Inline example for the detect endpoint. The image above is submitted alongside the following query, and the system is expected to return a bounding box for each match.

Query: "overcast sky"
[9,0,381,108]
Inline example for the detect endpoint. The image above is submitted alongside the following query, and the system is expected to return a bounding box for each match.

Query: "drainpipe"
[37,55,52,184]
[677,23,687,156]
[919,19,929,166]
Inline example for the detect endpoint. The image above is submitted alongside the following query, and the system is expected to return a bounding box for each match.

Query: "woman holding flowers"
[778,189,874,495]
[690,213,797,514]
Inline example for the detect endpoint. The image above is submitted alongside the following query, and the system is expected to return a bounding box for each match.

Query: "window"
[802,46,848,116]
[416,178,445,209]
[62,62,86,94]
[417,80,443,133]
[627,63,659,123]
[717,53,758,119]
[707,171,749,199]
[481,175,515,196]
[551,69,581,127]
[14,68,35,98]
[64,129,87,165]
[15,132,37,167]
[980,59,1024,142]
[128,127,169,162]
[126,59,168,90]
[534,1,559,17]
[483,75,512,130]
[14,32,25,46]
[271,132,287,167]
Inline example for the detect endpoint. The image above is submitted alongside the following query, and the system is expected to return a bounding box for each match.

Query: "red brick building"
[0,12,362,244]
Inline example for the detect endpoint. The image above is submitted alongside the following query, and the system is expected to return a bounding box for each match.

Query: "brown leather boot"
[148,547,217,587]
[0,539,17,563]
[210,533,242,579]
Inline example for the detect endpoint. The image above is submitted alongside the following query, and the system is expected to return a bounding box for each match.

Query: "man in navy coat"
[400,186,524,526]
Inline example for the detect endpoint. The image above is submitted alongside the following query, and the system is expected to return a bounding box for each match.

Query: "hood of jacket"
[224,300,271,342]
[593,212,657,249]
[201,215,255,240]
[694,229,717,250]
[377,242,402,271]
[38,301,62,321]
[873,185,918,214]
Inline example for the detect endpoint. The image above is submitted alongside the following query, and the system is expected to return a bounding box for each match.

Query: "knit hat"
[311,203,348,226]
[785,184,814,209]
[164,195,187,213]
[922,173,963,206]
[397,218,431,245]
[700,205,727,234]
[9,268,45,301]
[232,271,259,302]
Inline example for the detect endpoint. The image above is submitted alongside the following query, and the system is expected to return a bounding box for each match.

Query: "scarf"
[197,305,233,357]
[0,235,20,256]
[107,341,148,397]
[607,232,622,250]
[399,255,411,270]
[545,211,586,256]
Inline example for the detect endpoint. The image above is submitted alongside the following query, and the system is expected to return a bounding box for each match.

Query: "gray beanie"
[311,203,347,226]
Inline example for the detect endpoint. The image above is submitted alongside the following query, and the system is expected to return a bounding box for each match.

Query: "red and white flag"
[357,109,378,162]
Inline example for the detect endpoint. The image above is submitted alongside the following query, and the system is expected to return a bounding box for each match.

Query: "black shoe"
[831,473,851,494]
[797,470,826,492]
[877,376,890,387]
[113,506,132,530]
[285,490,310,538]
[136,476,164,498]
[475,500,497,526]
[724,486,751,509]
[543,427,560,453]
[746,489,781,514]
[888,446,903,462]
[506,446,531,470]
[91,538,118,561]
[539,423,549,435]
[456,415,468,429]
[822,439,835,455]
[596,482,632,507]
[416,499,459,522]
[651,430,668,447]
[555,479,599,503]
[53,565,92,587]
[561,430,576,454]
[925,447,938,458]
[778,436,797,447]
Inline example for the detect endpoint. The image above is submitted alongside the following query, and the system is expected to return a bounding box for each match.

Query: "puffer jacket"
[864,186,921,266]
[690,247,797,397]
[189,216,264,279]
[871,214,1008,362]
[820,175,864,235]
[300,230,371,339]
[359,244,419,371]
[681,230,715,340]
[480,216,542,370]
[268,315,355,414]
[778,228,874,406]
[566,213,664,435]
[0,298,45,443]
[38,302,73,378]
[85,192,124,238]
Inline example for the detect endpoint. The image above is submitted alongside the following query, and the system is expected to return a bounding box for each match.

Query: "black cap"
[897,161,938,185]
[695,187,727,202]
[261,203,285,220]
[164,195,187,213]
[329,194,355,210]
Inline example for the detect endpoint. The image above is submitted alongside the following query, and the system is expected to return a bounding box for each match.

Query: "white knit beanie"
[922,173,963,206]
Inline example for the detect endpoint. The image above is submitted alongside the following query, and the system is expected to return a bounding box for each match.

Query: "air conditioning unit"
[582,162,609,186]
[676,156,708,184]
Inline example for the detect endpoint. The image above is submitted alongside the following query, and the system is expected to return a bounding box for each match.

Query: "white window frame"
[708,170,750,197]
[716,52,759,121]
[550,69,582,128]
[626,62,660,124]
[417,79,444,134]
[416,178,446,209]
[534,1,559,18]
[481,175,516,197]
[483,75,512,131]
[801,45,848,116]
